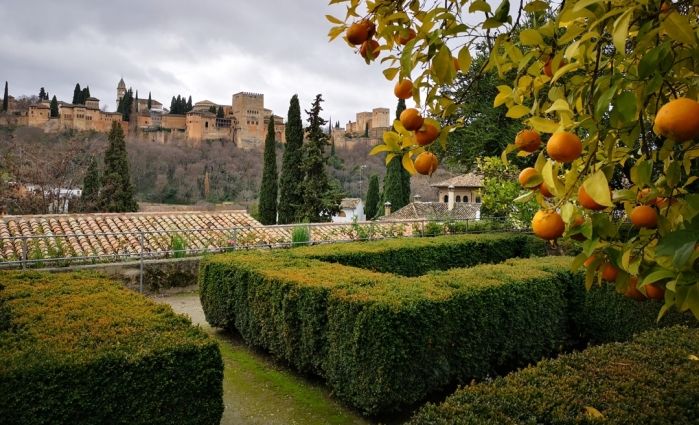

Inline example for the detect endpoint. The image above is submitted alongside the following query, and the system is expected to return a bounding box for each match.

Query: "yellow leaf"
[517,75,533,91]
[542,160,562,197]
[383,67,400,81]
[494,85,513,107]
[519,29,544,46]
[612,9,633,54]
[402,152,417,175]
[545,99,571,114]
[584,406,604,419]
[325,15,344,25]
[583,170,614,207]
[328,26,345,41]
[369,144,393,156]
[393,119,411,137]
[662,11,697,45]
[457,46,473,72]
[689,355,699,361]
[383,131,401,151]
[432,45,455,84]
[506,105,530,119]
[551,63,580,84]
[385,152,396,165]
[528,117,560,134]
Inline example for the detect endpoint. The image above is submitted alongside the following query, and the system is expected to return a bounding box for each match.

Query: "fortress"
[3,79,286,149]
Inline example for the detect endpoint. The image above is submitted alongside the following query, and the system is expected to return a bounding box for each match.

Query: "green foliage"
[291,225,310,247]
[409,326,699,425]
[258,117,278,225]
[299,94,342,222]
[2,81,8,112]
[71,83,81,105]
[147,92,152,110]
[80,156,100,212]
[479,156,537,227]
[0,271,223,425]
[278,95,305,224]
[170,233,187,258]
[216,106,224,118]
[117,88,134,121]
[49,95,59,118]
[379,156,410,216]
[168,94,192,115]
[364,174,380,219]
[99,122,138,212]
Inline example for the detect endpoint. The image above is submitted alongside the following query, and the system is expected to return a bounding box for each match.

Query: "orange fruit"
[584,255,597,268]
[395,28,416,45]
[347,21,374,45]
[414,152,438,176]
[654,98,699,141]
[547,131,582,163]
[531,210,565,240]
[518,167,540,188]
[636,188,657,205]
[400,108,424,131]
[601,263,619,282]
[625,277,645,301]
[360,39,380,60]
[394,79,413,100]
[630,205,658,228]
[645,283,665,300]
[578,185,606,211]
[539,183,553,198]
[515,129,542,153]
[415,123,440,146]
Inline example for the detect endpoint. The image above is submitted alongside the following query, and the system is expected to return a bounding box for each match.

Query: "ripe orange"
[360,39,380,60]
[531,210,565,240]
[654,98,699,141]
[515,129,541,153]
[347,21,374,45]
[395,28,416,45]
[583,255,596,268]
[636,188,657,205]
[518,167,540,188]
[630,205,658,229]
[547,131,582,163]
[415,123,440,146]
[400,108,424,131]
[414,152,438,176]
[625,277,645,301]
[539,183,553,198]
[645,283,665,300]
[578,185,606,211]
[601,263,619,282]
[394,79,413,100]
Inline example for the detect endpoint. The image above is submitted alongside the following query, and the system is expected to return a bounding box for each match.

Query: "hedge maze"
[200,233,695,416]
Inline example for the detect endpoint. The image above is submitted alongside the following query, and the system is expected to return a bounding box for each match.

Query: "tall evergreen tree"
[135,90,139,112]
[277,95,305,224]
[394,98,411,206]
[170,96,177,113]
[80,157,100,212]
[379,156,410,216]
[147,92,152,110]
[365,174,380,219]
[364,123,369,137]
[49,95,59,118]
[299,94,342,222]
[81,86,90,104]
[38,87,46,101]
[2,81,8,112]
[258,117,278,225]
[99,122,138,212]
[186,96,192,112]
[72,83,81,105]
[216,106,224,118]
[118,89,134,121]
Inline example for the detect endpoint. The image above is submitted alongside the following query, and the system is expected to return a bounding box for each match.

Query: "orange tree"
[327,0,699,318]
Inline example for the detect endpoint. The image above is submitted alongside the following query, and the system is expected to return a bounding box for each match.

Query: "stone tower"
[116,78,126,109]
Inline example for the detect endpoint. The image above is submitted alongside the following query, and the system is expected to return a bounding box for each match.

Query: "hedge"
[409,326,699,425]
[0,271,223,425]
[199,233,694,415]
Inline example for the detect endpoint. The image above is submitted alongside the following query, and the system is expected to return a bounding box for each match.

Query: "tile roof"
[340,198,362,209]
[380,202,481,221]
[431,173,484,188]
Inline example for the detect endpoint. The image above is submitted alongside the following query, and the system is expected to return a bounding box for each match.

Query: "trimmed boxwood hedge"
[199,233,694,415]
[0,271,223,425]
[409,326,699,425]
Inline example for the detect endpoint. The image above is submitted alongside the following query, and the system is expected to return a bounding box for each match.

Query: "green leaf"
[469,0,491,13]
[493,0,510,23]
[673,241,696,269]
[666,161,681,188]
[432,45,455,84]
[514,191,535,203]
[523,0,549,13]
[662,11,697,45]
[612,8,633,54]
[383,67,400,81]
[595,86,616,121]
[583,170,614,207]
[630,160,652,186]
[641,269,676,286]
[657,230,699,259]
[613,91,637,123]
[519,29,544,46]
[573,0,604,12]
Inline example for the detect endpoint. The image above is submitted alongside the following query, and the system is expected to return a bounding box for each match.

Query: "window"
[205,121,209,128]
[476,197,482,203]
[443,195,448,202]
[464,196,469,203]
[455,195,461,202]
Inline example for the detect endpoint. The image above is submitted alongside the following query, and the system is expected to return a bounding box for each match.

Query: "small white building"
[332,198,365,223]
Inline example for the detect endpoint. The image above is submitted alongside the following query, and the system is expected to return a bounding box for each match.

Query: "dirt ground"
[155,291,369,425]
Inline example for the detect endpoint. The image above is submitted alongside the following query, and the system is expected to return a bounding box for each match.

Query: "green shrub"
[170,233,187,258]
[0,271,223,425]
[409,326,699,425]
[291,225,310,247]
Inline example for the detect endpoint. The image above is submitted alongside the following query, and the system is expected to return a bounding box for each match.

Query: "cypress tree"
[72,83,81,105]
[394,98,411,205]
[170,96,176,113]
[147,92,152,110]
[299,94,342,222]
[50,95,59,118]
[208,105,216,114]
[277,94,304,224]
[364,122,369,137]
[186,96,192,112]
[99,122,138,212]
[39,87,46,101]
[365,174,380,219]
[217,106,224,118]
[135,90,139,112]
[81,86,90,104]
[258,117,278,225]
[2,81,8,112]
[379,156,409,216]
[80,157,100,212]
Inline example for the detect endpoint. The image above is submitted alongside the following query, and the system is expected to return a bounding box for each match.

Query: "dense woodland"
[0,126,453,215]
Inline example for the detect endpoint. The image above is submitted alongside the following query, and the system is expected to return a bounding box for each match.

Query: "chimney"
[413,194,421,203]
[384,201,392,216]
[447,185,455,211]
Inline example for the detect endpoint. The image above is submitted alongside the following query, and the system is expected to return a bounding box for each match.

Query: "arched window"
[205,121,209,128]
[464,196,469,203]
[443,195,448,202]
[455,195,461,202]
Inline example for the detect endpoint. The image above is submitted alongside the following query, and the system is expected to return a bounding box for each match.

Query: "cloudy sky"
[0,0,401,126]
